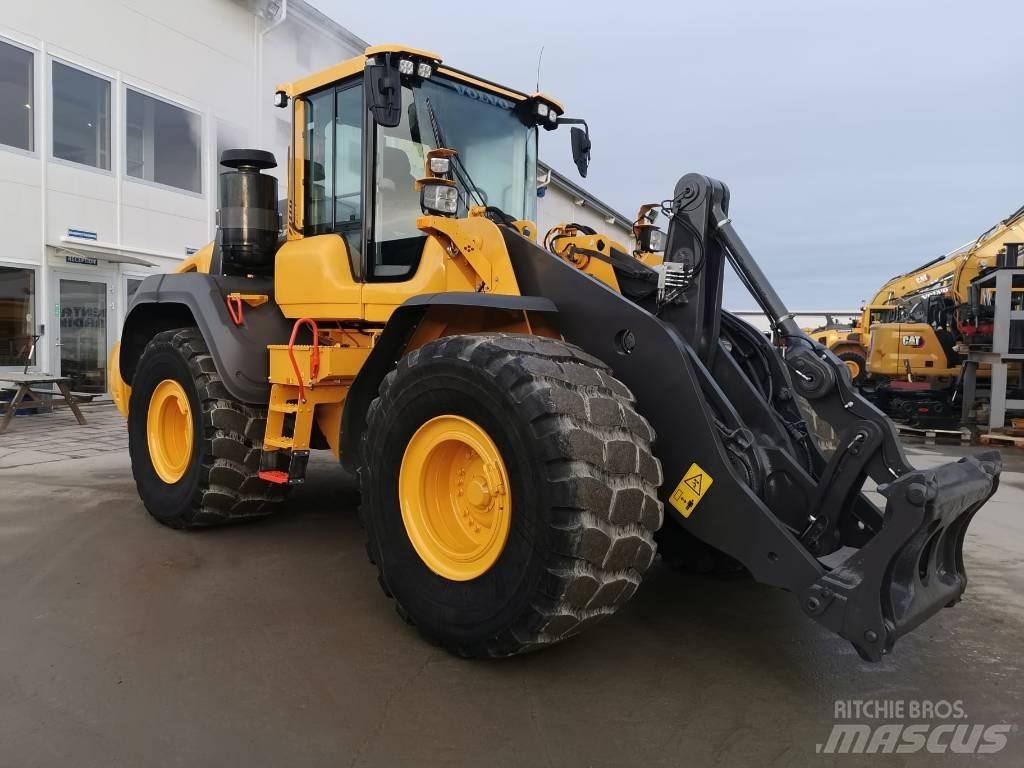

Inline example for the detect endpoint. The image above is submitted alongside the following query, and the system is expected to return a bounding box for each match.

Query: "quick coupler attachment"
[800,452,1001,661]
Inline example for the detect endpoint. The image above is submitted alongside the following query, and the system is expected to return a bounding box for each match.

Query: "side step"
[258,449,309,486]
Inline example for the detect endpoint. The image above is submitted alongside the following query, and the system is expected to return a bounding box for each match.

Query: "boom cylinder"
[711,203,804,340]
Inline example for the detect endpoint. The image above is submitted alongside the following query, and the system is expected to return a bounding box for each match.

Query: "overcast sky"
[310,0,1022,309]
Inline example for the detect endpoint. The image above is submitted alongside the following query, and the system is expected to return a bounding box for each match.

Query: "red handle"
[226,295,244,326]
[287,318,320,403]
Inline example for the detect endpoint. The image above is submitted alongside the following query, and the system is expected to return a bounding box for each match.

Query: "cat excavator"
[109,45,1000,662]
[807,205,1024,424]
[865,205,1024,424]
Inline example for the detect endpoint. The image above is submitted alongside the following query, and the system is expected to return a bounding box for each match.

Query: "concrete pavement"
[0,411,1021,766]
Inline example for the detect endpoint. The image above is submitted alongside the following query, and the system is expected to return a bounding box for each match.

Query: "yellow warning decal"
[669,463,714,518]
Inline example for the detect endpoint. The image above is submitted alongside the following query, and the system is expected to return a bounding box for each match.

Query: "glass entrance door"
[57,277,112,394]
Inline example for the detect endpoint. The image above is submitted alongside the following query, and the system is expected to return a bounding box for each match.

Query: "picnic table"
[0,373,88,434]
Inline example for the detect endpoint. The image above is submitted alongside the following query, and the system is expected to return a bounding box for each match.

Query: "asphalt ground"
[1,405,1021,767]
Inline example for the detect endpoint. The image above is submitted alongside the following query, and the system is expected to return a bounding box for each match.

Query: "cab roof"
[276,44,564,112]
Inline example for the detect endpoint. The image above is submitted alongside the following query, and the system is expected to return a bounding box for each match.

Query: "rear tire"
[361,333,663,657]
[128,328,286,529]
[838,351,868,386]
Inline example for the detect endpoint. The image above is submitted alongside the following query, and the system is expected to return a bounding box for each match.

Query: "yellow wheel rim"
[398,415,511,581]
[147,379,194,484]
[845,359,862,381]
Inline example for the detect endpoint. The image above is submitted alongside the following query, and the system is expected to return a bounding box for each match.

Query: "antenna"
[536,46,545,92]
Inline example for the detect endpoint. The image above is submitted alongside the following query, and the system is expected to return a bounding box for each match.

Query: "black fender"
[338,292,557,467]
[119,272,294,404]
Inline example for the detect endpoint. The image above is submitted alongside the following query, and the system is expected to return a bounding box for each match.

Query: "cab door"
[275,80,365,320]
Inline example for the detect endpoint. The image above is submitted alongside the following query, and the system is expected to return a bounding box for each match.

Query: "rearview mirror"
[570,126,591,178]
[364,58,402,128]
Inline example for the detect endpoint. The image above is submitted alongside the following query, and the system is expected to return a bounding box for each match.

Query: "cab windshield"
[372,75,538,279]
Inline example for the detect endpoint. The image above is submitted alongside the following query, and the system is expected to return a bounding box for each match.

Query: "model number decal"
[451,83,515,110]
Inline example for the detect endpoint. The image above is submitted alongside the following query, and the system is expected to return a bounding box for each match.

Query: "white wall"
[0,0,365,372]
[536,183,633,247]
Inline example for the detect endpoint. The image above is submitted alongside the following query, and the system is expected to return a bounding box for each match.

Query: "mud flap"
[801,452,1001,661]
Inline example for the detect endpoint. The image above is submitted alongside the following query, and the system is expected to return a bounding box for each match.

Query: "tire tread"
[360,332,662,656]
[132,328,285,528]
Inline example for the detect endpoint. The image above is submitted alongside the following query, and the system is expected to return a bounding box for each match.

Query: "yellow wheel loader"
[111,45,1000,661]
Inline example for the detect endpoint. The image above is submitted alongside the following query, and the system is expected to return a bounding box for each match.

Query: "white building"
[0,0,635,394]
[537,162,634,245]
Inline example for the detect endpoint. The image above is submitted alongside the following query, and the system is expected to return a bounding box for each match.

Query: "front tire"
[361,333,663,657]
[128,328,286,528]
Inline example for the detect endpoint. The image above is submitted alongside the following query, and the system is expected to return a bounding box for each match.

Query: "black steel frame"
[504,173,1001,661]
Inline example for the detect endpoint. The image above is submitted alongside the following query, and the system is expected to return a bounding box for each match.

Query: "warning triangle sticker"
[684,473,703,495]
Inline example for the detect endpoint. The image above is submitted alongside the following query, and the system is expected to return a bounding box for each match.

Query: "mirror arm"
[556,117,589,135]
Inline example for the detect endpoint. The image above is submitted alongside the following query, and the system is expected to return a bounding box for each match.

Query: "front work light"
[273,90,289,108]
[416,62,433,78]
[641,227,668,253]
[398,58,415,75]
[421,183,459,215]
[429,156,451,174]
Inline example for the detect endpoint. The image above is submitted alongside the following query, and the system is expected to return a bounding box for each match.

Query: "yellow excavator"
[109,45,1000,662]
[864,205,1024,424]
[806,205,1024,423]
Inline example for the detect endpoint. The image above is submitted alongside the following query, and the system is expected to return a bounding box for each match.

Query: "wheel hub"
[146,379,193,484]
[398,415,511,581]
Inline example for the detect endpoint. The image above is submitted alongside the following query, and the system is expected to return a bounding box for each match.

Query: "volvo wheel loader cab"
[114,45,1000,662]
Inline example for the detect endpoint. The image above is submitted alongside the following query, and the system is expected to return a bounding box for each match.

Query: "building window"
[126,88,201,193]
[52,61,110,169]
[0,39,34,152]
[0,266,36,367]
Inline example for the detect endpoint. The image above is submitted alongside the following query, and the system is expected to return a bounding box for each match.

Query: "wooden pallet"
[979,431,1024,448]
[896,423,972,444]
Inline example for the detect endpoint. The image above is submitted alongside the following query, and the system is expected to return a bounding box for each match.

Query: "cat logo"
[901,334,924,347]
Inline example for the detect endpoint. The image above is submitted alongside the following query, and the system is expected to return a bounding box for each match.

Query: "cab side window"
[303,84,363,256]
[370,85,429,280]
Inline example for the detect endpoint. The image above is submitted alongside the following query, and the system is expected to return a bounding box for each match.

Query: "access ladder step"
[258,449,309,485]
[263,435,295,450]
